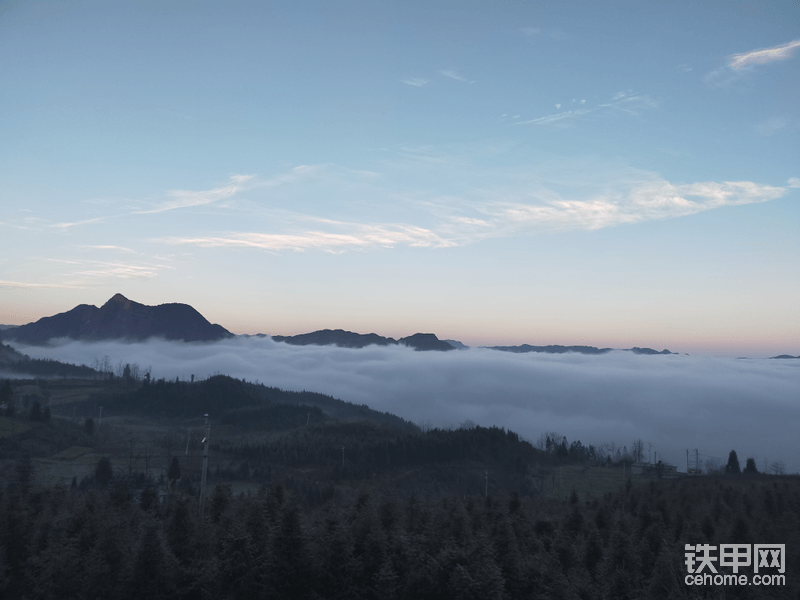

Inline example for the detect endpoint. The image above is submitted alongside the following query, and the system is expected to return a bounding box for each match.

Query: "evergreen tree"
[129,525,174,599]
[725,450,741,475]
[743,457,758,474]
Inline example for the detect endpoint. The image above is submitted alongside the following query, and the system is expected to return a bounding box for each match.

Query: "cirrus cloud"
[729,39,800,70]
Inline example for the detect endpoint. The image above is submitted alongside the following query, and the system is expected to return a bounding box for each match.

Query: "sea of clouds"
[10,337,800,474]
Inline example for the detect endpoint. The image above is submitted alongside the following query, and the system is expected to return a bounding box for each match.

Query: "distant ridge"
[487,345,675,355]
[272,329,397,349]
[626,347,675,355]
[488,344,613,355]
[0,294,233,345]
[770,354,800,359]
[272,329,455,351]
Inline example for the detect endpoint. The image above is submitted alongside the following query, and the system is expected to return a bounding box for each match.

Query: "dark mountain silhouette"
[443,339,469,350]
[488,344,676,355]
[770,354,800,359]
[627,347,675,355]
[488,344,613,355]
[272,329,397,348]
[398,333,454,351]
[272,329,454,351]
[0,294,233,344]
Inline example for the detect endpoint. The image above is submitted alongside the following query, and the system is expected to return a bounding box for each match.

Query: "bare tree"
[100,355,112,379]
[631,439,645,463]
[131,363,141,382]
[769,460,786,476]
[537,431,564,452]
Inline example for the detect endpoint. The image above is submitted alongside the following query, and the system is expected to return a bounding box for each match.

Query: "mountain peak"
[0,295,232,344]
[109,293,129,303]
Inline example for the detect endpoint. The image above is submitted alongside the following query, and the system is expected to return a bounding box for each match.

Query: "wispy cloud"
[43,256,175,281]
[50,217,107,230]
[151,168,787,253]
[401,77,429,87]
[159,221,452,253]
[134,167,324,215]
[0,280,84,289]
[517,92,656,127]
[67,262,163,279]
[440,70,475,84]
[788,178,800,189]
[707,39,800,87]
[136,174,256,214]
[729,39,800,70]
[483,179,786,232]
[81,245,138,253]
[517,108,592,126]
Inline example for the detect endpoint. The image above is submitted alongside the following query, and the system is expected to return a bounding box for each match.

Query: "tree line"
[1,458,797,599]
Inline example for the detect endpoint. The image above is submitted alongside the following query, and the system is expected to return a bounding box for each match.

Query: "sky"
[8,339,800,474]
[1,0,799,356]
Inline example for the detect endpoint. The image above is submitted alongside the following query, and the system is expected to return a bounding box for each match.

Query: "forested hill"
[0,342,99,378]
[77,374,418,432]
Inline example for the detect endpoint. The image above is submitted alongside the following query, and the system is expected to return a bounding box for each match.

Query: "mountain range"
[1,294,691,355]
[0,294,233,344]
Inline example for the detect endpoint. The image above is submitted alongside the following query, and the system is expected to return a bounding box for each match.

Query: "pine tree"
[743,457,758,474]
[725,450,741,475]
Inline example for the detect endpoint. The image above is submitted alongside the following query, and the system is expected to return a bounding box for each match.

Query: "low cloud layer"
[13,338,800,473]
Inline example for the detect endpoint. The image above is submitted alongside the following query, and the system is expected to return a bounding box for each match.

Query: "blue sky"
[1,0,798,355]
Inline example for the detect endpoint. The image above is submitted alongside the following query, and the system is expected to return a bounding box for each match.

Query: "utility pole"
[185,430,191,455]
[695,449,699,473]
[687,449,689,473]
[485,470,488,497]
[199,414,210,519]
[98,406,103,427]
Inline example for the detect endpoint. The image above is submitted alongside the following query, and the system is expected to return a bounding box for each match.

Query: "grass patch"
[0,417,30,438]
[51,446,94,460]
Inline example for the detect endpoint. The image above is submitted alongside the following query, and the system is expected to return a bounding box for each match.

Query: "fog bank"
[13,337,800,474]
